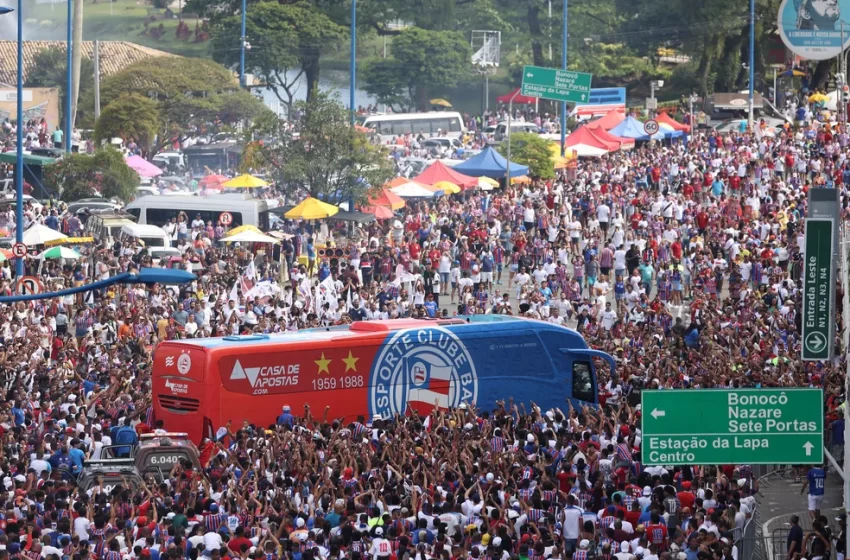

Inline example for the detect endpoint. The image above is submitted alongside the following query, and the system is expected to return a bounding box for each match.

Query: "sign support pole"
[560,0,567,157]
[505,89,519,187]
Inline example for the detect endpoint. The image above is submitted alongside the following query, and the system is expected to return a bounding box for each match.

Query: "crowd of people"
[0,104,847,560]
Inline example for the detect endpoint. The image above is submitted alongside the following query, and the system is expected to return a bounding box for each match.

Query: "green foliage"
[254,91,395,203]
[25,47,95,123]
[47,148,140,203]
[94,94,160,149]
[210,1,345,108]
[361,27,471,110]
[497,133,554,180]
[100,57,269,153]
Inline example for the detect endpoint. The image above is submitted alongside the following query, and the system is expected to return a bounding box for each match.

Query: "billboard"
[777,0,850,60]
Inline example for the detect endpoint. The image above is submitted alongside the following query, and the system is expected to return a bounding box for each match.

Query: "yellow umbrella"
[430,98,452,107]
[808,93,829,103]
[511,175,532,185]
[477,176,499,191]
[284,197,340,220]
[433,180,461,194]
[222,174,269,188]
[226,224,262,236]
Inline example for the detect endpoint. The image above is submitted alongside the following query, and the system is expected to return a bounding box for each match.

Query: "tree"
[361,27,472,110]
[25,47,95,125]
[498,132,554,179]
[46,148,140,203]
[209,1,345,104]
[94,94,160,149]
[253,91,395,203]
[100,57,270,154]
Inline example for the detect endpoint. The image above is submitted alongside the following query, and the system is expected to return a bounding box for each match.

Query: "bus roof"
[163,316,587,350]
[363,111,463,122]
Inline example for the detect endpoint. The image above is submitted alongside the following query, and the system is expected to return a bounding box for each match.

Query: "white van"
[86,212,137,245]
[120,223,171,248]
[124,194,270,229]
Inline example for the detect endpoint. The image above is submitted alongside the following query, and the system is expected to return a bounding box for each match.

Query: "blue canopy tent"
[454,146,529,179]
[609,116,683,141]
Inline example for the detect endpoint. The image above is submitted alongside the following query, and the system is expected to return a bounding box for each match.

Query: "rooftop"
[0,40,176,85]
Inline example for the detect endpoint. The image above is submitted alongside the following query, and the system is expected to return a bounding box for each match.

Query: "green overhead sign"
[802,218,834,361]
[520,65,593,104]
[641,389,824,466]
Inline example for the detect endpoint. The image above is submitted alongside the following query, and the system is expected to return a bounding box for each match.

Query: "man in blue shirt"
[10,401,24,427]
[801,464,826,518]
[68,440,86,475]
[277,405,294,428]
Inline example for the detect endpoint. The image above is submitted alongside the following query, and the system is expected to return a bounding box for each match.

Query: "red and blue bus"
[152,316,615,442]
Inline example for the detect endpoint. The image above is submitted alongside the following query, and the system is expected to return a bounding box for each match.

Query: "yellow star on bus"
[315,353,332,375]
[342,351,359,372]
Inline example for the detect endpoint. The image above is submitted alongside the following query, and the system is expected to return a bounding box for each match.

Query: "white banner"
[0,91,33,103]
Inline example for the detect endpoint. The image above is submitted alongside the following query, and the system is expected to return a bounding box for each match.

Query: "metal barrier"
[735,507,762,560]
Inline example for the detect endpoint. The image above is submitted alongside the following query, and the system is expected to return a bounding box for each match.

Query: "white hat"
[642,486,652,496]
[14,474,25,483]
[492,538,502,547]
[486,473,494,482]
[296,518,305,528]
[527,434,535,442]
[621,542,630,553]
[579,540,589,549]
[67,394,77,402]
[375,527,383,536]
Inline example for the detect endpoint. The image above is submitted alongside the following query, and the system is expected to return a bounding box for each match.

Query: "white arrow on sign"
[651,408,666,419]
[526,72,534,78]
[580,93,586,101]
[803,441,814,456]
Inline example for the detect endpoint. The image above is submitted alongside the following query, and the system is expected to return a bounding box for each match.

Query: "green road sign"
[802,218,834,361]
[520,65,592,104]
[641,389,823,466]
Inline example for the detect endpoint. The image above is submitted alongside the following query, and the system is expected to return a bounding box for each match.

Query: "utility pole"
[70,0,82,137]
[93,39,101,120]
[747,0,754,128]
[65,0,72,153]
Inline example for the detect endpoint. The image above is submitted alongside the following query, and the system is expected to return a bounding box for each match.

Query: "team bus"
[152,316,615,442]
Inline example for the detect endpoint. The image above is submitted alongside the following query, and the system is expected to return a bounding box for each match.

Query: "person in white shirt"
[562,495,584,553]
[368,527,392,560]
[601,302,617,331]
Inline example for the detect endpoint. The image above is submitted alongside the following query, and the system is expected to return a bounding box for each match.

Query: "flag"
[404,355,453,415]
[245,259,256,280]
[228,281,239,303]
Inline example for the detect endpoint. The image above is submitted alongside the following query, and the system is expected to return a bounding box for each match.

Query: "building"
[0,40,175,85]
[0,86,60,131]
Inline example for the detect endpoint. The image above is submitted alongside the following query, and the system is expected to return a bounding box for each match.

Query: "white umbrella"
[37,246,81,260]
[390,181,439,198]
[22,224,68,246]
[221,230,280,244]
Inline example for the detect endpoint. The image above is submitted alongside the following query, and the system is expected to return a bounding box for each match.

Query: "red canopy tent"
[413,161,478,190]
[591,126,635,150]
[656,112,691,132]
[584,111,625,131]
[565,125,620,152]
[496,88,538,105]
